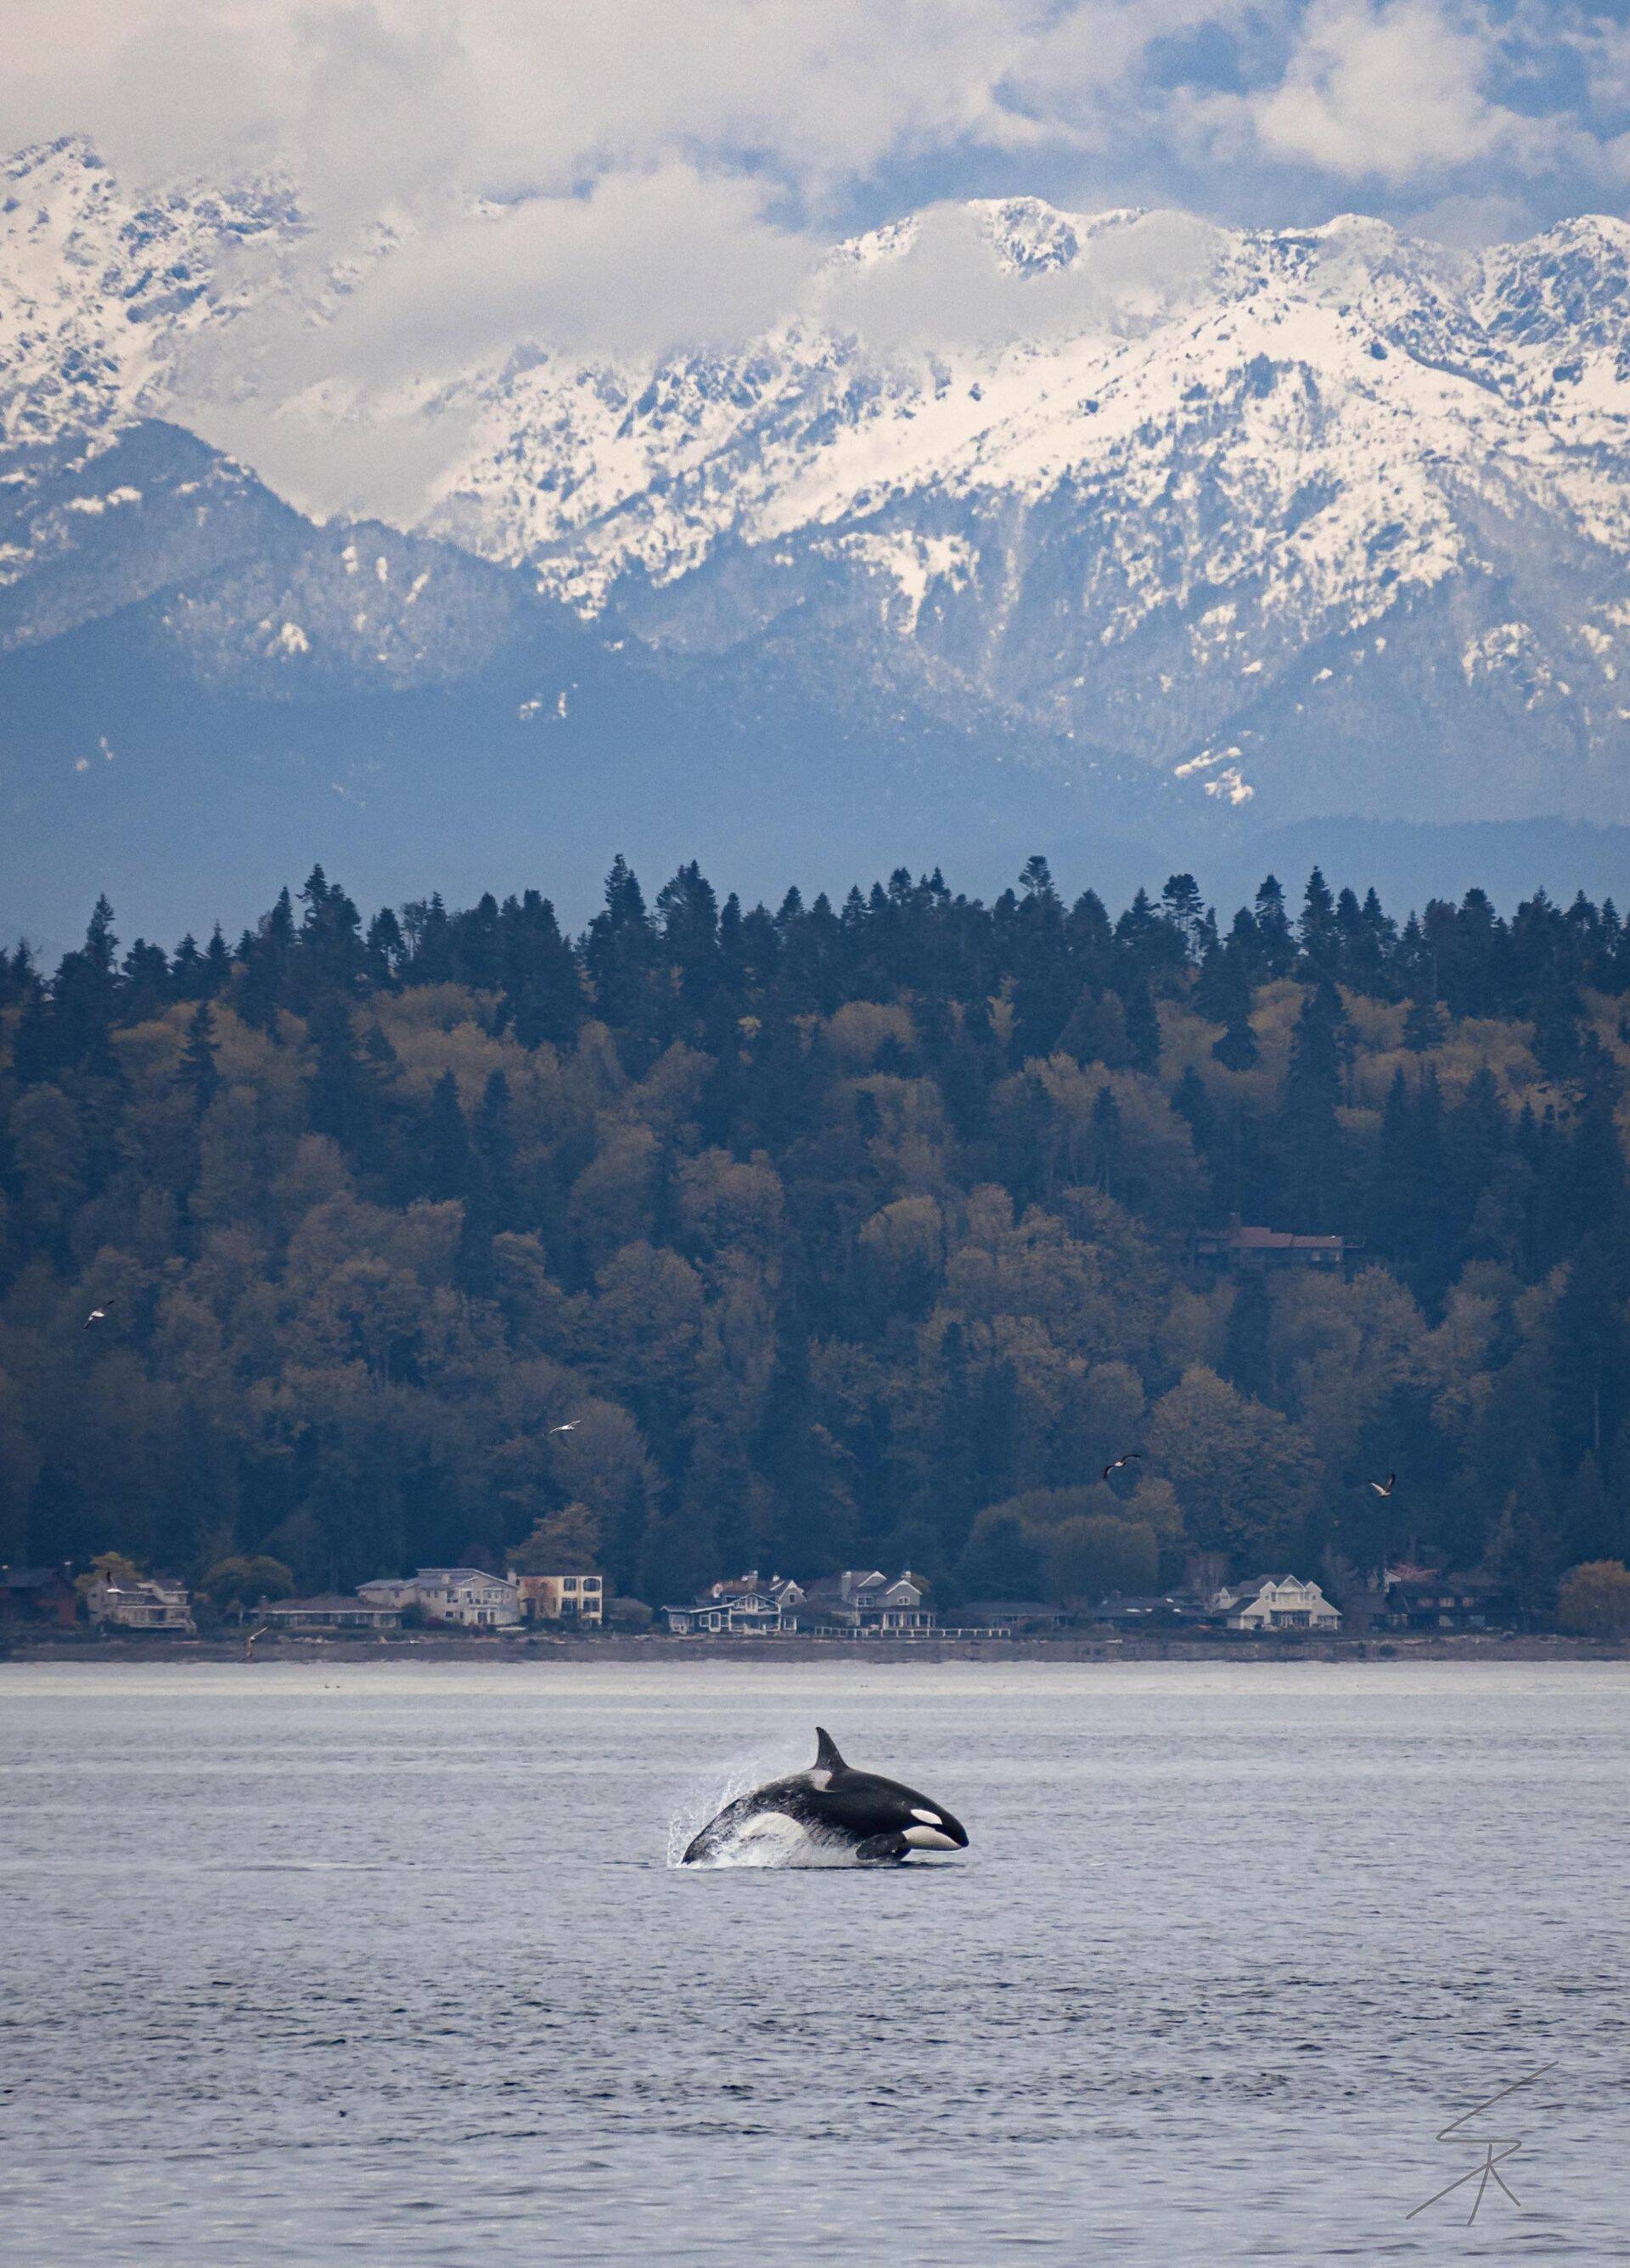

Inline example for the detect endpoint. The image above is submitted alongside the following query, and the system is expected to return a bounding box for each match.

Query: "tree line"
[2,855,1627,1618]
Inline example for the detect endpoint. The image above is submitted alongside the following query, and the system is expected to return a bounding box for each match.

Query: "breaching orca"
[682,1726,969,1865]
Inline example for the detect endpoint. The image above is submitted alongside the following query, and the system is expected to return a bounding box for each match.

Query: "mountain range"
[3,133,1630,944]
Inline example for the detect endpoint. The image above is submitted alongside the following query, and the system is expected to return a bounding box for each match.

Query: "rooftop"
[1214,1226,1344,1251]
[264,1593,398,1614]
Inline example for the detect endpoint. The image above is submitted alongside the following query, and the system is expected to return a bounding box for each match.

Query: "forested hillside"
[3,857,1627,1616]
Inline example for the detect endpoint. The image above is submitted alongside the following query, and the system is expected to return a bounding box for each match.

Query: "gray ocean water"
[2,1660,1625,2265]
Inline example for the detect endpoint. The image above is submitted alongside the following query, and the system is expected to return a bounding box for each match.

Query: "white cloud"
[296,166,814,376]
[171,164,819,520]
[1406,189,1536,245]
[1250,0,1532,182]
[818,203,1227,357]
[0,1,1112,206]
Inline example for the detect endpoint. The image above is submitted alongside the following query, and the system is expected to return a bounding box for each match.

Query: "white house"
[663,1573,804,1635]
[798,1570,936,1633]
[357,1567,520,1628]
[84,1573,195,1634]
[1211,1573,1341,1631]
[662,1567,936,1638]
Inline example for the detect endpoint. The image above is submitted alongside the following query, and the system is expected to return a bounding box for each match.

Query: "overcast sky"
[7,2,1627,510]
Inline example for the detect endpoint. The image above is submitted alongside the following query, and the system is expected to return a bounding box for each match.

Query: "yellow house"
[514,1573,604,1627]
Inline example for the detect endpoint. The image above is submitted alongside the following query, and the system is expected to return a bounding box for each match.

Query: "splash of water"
[666,1751,866,1870]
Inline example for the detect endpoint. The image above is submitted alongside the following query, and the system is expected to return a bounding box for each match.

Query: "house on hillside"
[0,1566,79,1628]
[514,1573,604,1626]
[84,1573,195,1634]
[1191,1219,1361,1275]
[357,1568,520,1628]
[258,1594,402,1631]
[1211,1573,1341,1631]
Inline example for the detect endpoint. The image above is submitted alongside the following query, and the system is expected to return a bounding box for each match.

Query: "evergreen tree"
[306,997,387,1162]
[1090,1082,1122,1196]
[1160,872,1206,960]
[424,1072,473,1203]
[1253,875,1297,976]
[1402,993,1445,1050]
[1297,868,1337,970]
[1284,982,1347,1224]
[177,1001,221,1120]
[1119,971,1161,1073]
[473,1070,520,1230]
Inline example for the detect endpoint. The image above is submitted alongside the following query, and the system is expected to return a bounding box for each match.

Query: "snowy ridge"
[0,137,302,442]
[413,197,1630,818]
[3,139,1630,824]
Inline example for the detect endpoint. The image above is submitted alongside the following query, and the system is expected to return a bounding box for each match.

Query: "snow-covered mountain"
[421,196,1630,825]
[3,133,1630,940]
[0,136,302,442]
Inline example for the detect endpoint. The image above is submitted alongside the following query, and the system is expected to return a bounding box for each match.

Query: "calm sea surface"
[2,1659,1626,2265]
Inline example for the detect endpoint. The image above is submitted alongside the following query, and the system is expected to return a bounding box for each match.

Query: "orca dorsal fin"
[813,1725,846,1775]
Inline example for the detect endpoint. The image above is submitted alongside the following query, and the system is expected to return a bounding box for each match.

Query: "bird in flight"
[244,1625,269,1658]
[1370,1473,1397,1497]
[1103,1452,1142,1480]
[83,1305,110,1330]
[548,1420,581,1437]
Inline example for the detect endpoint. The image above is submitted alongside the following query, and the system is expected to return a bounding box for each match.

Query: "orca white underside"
[684,1809,858,1869]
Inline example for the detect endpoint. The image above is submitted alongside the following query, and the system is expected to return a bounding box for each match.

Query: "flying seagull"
[1103,1452,1142,1480]
[244,1625,269,1658]
[547,1420,581,1437]
[83,1305,110,1330]
[1370,1473,1397,1497]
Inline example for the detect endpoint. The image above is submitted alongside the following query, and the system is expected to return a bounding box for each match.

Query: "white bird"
[83,1306,109,1330]
[244,1625,269,1657]
[1102,1451,1142,1480]
[1370,1472,1397,1498]
[548,1421,581,1437]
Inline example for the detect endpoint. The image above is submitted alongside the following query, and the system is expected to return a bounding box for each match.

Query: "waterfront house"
[961,1599,1072,1631]
[357,1568,520,1628]
[0,1565,79,1628]
[1092,1592,1211,1628]
[1211,1573,1341,1631]
[84,1572,196,1634]
[513,1573,604,1627]
[258,1593,402,1631]
[662,1567,936,1637]
[795,1571,936,1634]
[1381,1570,1515,1633]
[663,1573,802,1635]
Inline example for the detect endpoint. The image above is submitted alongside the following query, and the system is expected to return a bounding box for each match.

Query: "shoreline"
[5,1632,1628,1665]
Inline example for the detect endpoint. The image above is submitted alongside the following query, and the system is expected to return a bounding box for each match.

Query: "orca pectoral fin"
[854,1832,911,1866]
